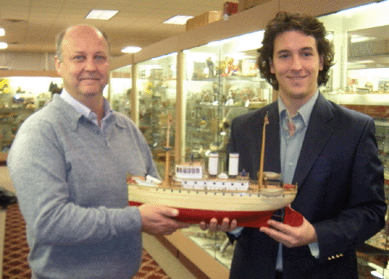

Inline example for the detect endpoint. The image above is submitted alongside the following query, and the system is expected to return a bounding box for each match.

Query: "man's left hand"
[259,217,317,248]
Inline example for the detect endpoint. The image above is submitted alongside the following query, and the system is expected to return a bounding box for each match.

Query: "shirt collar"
[60,89,113,125]
[278,90,319,126]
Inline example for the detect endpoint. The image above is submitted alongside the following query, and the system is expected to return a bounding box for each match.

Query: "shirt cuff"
[309,242,320,259]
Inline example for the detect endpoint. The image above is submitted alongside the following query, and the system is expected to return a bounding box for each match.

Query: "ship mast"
[258,112,269,188]
[162,113,172,187]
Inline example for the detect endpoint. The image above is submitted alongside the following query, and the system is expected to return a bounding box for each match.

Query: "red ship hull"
[129,201,303,228]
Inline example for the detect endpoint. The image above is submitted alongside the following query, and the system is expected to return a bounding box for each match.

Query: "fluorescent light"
[163,15,193,25]
[0,28,5,36]
[121,46,142,53]
[85,10,118,20]
[0,42,8,49]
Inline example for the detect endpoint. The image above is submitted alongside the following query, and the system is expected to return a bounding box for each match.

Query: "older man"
[7,25,189,279]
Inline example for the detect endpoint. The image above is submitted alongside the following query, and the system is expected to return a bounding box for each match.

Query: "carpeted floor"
[2,203,170,279]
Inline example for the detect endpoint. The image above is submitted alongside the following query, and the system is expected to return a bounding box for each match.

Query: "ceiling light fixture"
[85,10,118,20]
[121,46,142,53]
[0,42,8,49]
[0,28,5,36]
[163,15,194,25]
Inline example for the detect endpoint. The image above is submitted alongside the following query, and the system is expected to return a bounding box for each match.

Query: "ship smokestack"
[208,153,219,176]
[228,153,239,177]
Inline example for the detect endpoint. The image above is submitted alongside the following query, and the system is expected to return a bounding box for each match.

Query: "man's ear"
[54,56,62,76]
[319,55,324,71]
[269,58,275,74]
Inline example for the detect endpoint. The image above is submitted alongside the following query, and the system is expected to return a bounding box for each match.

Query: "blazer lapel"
[264,103,281,174]
[293,94,335,189]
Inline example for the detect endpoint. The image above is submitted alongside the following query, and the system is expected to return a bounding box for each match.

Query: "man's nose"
[290,57,302,71]
[85,58,97,71]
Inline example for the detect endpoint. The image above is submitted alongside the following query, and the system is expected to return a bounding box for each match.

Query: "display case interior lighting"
[368,262,387,279]
[207,30,264,49]
[370,271,384,279]
[336,1,381,16]
[151,53,176,61]
[0,28,5,36]
[224,52,249,60]
[0,42,8,49]
[163,15,193,25]
[325,32,333,42]
[85,10,118,20]
[121,46,141,53]
[352,60,375,64]
[350,35,373,43]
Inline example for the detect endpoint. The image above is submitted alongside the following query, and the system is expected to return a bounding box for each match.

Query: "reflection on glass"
[110,65,132,117]
[181,225,235,269]
[183,30,272,165]
[137,53,177,176]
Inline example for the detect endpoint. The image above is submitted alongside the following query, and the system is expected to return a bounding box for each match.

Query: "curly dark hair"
[257,12,334,90]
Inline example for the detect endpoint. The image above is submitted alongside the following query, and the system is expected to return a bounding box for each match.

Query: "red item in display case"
[224,2,239,16]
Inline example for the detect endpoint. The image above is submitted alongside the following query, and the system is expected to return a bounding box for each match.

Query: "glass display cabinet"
[0,74,61,152]
[109,1,389,277]
[136,54,177,176]
[183,31,273,165]
[180,224,236,270]
[109,65,132,118]
[321,4,389,278]
[180,3,389,276]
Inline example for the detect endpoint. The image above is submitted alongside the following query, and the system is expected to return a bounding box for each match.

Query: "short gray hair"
[55,25,110,62]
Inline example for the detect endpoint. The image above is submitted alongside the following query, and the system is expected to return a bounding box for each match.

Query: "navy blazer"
[227,93,387,279]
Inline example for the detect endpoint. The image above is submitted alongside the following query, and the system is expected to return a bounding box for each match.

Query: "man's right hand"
[138,204,190,235]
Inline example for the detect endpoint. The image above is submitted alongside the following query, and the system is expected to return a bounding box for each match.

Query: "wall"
[0,52,56,71]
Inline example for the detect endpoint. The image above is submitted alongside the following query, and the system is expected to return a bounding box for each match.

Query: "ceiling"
[0,0,229,57]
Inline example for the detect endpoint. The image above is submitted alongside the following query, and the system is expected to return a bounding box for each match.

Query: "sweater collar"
[50,94,126,131]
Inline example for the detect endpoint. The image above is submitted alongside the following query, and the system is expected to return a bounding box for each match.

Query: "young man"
[211,12,386,279]
[7,25,189,279]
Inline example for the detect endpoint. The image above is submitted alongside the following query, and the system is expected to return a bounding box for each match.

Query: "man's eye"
[73,56,85,61]
[95,56,106,61]
[302,52,313,57]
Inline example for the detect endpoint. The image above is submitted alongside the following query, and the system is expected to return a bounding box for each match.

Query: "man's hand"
[199,217,238,232]
[259,217,317,248]
[139,204,190,235]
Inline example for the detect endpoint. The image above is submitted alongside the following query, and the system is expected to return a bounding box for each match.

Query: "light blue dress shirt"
[276,91,320,270]
[60,89,113,133]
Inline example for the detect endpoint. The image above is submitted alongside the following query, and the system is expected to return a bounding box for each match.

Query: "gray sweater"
[8,95,159,279]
